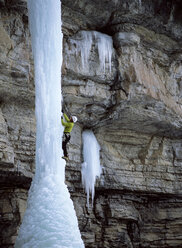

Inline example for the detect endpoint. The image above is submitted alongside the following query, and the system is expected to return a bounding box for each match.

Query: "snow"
[72,31,113,73]
[81,130,102,208]
[15,0,84,247]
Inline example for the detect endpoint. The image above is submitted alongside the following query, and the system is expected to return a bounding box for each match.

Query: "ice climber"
[61,113,77,161]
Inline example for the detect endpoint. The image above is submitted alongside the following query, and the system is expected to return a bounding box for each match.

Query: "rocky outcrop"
[0,2,35,247]
[0,1,35,176]
[62,0,182,247]
[1,0,182,247]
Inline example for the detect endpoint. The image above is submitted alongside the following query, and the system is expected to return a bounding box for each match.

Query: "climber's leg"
[62,133,70,160]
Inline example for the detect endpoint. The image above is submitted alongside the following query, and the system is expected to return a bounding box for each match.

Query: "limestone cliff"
[0,0,182,247]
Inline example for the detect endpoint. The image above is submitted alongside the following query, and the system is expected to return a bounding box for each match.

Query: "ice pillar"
[15,0,84,247]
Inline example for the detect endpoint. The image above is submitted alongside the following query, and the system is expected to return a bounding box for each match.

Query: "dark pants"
[62,133,71,157]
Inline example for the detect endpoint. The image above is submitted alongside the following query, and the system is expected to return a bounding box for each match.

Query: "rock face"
[0,2,35,247]
[0,0,182,247]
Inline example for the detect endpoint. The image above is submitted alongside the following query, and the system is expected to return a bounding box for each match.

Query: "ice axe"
[62,102,71,117]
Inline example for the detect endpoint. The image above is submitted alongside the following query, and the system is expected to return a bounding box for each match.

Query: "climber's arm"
[63,113,70,122]
[61,117,69,127]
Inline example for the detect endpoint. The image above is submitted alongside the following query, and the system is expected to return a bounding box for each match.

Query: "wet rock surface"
[1,0,182,247]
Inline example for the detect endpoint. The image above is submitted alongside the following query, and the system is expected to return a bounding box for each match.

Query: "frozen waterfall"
[70,31,113,73]
[81,130,102,208]
[15,0,84,247]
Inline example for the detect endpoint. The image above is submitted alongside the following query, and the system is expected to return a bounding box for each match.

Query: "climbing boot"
[62,156,69,162]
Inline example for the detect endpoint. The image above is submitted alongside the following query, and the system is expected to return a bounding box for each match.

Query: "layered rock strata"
[0,0,182,247]
[62,1,182,247]
[0,2,35,247]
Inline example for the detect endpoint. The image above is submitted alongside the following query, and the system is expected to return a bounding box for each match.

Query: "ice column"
[15,0,84,247]
[81,130,102,207]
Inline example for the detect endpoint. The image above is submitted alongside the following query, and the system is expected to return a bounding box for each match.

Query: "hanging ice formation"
[15,0,84,247]
[70,31,113,73]
[113,0,119,5]
[138,0,142,9]
[81,130,102,208]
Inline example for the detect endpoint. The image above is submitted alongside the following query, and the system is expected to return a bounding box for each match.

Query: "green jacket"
[61,113,74,133]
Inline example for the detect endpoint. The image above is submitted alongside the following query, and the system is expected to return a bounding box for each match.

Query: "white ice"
[15,0,84,247]
[113,0,119,5]
[138,0,142,9]
[70,31,93,71]
[72,31,113,73]
[81,130,102,208]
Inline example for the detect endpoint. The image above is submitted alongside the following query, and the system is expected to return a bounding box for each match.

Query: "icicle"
[94,31,113,73]
[70,31,93,70]
[169,5,175,23]
[81,130,102,208]
[138,0,142,9]
[113,0,118,5]
[70,31,113,73]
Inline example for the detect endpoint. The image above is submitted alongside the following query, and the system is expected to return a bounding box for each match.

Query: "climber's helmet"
[72,116,77,123]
